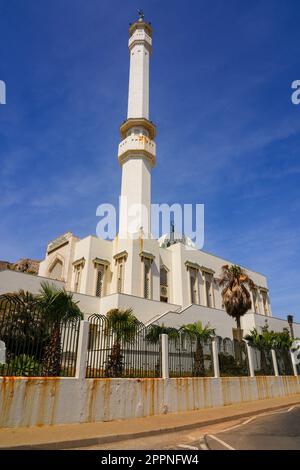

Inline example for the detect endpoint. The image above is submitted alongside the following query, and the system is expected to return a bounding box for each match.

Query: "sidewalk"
[1,394,300,449]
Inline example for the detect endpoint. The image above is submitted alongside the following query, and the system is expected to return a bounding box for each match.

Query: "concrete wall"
[1,375,300,428]
[0,270,65,295]
[157,304,236,338]
[0,270,100,315]
[98,293,180,324]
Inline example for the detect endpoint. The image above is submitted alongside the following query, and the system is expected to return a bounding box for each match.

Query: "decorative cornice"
[259,286,269,293]
[93,257,110,267]
[120,118,156,140]
[72,257,85,268]
[185,261,201,271]
[113,250,128,261]
[47,233,71,254]
[200,266,215,275]
[118,149,156,168]
[129,21,152,37]
[140,251,155,262]
[160,263,169,272]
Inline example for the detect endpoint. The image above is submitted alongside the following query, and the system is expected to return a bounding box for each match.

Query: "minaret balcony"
[118,135,156,167]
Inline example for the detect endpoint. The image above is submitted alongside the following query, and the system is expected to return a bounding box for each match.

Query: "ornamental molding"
[140,251,155,262]
[72,257,85,268]
[185,261,201,271]
[113,250,128,261]
[129,21,152,38]
[160,263,170,272]
[47,233,71,254]
[118,149,156,168]
[200,266,215,275]
[93,257,110,267]
[119,118,156,140]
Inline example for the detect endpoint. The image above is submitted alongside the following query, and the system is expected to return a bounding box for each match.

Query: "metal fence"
[275,349,294,376]
[217,337,249,377]
[0,297,298,379]
[86,315,160,378]
[0,297,80,377]
[169,332,213,377]
[251,346,275,376]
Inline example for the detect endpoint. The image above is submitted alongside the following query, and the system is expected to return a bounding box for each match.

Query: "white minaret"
[118,12,156,239]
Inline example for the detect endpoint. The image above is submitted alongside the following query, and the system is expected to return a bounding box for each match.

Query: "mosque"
[1,13,297,339]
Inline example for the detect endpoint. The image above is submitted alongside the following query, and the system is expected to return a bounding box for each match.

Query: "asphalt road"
[205,405,300,450]
[72,405,300,451]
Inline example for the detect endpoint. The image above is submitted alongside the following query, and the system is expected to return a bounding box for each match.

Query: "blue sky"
[0,0,300,321]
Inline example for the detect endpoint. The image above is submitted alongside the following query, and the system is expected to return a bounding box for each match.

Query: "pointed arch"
[47,254,64,281]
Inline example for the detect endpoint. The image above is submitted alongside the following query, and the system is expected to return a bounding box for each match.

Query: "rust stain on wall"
[0,377,14,426]
[87,379,100,422]
[103,379,111,421]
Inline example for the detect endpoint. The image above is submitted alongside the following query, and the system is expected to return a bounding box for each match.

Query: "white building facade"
[1,14,298,339]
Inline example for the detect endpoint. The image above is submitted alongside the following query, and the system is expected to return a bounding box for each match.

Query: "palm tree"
[219,265,255,341]
[0,290,46,364]
[104,308,140,377]
[145,323,179,376]
[244,325,276,375]
[180,321,215,376]
[273,328,297,375]
[37,282,83,376]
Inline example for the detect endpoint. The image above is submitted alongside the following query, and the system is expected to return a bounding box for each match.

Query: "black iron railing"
[0,297,80,377]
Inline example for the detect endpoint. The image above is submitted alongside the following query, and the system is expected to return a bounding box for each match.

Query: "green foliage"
[0,354,41,376]
[180,321,215,340]
[37,282,83,323]
[0,284,83,377]
[245,324,298,352]
[218,352,248,377]
[145,323,179,344]
[105,308,140,378]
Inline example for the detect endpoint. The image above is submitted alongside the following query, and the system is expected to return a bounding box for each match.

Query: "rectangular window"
[252,290,259,313]
[144,258,152,299]
[204,272,214,308]
[95,265,105,297]
[117,260,124,294]
[189,268,199,304]
[74,266,81,293]
[262,292,269,316]
[160,267,168,303]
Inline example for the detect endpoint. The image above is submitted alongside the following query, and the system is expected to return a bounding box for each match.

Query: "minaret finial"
[138,9,144,21]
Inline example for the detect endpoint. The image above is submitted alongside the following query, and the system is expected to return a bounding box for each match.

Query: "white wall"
[157,304,237,338]
[1,376,300,429]
[98,293,180,324]
[242,312,300,336]
[0,270,65,295]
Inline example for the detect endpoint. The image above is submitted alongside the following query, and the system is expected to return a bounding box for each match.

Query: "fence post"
[211,337,220,378]
[290,350,298,376]
[160,334,169,379]
[245,341,255,377]
[76,320,90,379]
[271,349,279,377]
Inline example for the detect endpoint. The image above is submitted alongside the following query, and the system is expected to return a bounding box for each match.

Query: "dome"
[158,232,196,249]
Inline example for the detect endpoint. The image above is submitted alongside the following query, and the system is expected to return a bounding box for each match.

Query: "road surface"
[72,405,300,450]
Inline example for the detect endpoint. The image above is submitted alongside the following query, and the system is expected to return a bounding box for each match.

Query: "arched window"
[48,258,63,281]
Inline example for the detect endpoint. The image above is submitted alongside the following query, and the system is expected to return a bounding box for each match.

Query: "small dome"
[158,232,196,249]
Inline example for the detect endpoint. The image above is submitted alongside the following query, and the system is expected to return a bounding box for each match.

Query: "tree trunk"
[105,341,124,377]
[193,339,205,376]
[261,349,268,375]
[42,322,62,377]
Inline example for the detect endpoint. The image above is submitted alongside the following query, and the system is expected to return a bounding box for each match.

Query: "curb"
[1,400,300,450]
